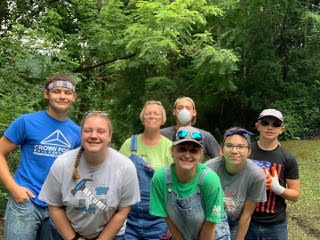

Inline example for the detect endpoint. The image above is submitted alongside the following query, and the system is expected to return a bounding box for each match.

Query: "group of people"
[0,73,300,240]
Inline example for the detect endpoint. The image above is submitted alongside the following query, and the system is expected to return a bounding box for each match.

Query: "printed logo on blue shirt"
[33,130,71,157]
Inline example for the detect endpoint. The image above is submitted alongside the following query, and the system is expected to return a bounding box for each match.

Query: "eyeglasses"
[260,120,282,128]
[176,130,203,141]
[144,112,161,117]
[224,143,249,151]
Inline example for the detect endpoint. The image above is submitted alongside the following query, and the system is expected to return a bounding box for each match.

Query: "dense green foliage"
[2,0,320,143]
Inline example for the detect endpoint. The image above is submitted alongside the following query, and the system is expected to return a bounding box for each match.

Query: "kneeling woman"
[150,126,225,240]
[39,112,140,239]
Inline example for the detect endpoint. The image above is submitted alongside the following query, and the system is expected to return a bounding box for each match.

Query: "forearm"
[0,155,17,192]
[49,206,76,240]
[281,188,300,202]
[165,217,185,240]
[235,201,256,240]
[97,207,131,240]
[199,221,216,240]
[234,214,251,240]
[0,137,18,193]
[281,179,300,202]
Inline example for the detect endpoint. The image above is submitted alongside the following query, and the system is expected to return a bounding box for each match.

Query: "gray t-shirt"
[160,126,220,158]
[205,157,266,221]
[39,147,140,239]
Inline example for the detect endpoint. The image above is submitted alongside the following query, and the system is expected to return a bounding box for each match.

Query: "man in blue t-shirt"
[0,73,81,240]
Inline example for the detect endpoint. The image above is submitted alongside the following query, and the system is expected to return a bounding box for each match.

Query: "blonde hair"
[139,101,166,125]
[72,111,112,180]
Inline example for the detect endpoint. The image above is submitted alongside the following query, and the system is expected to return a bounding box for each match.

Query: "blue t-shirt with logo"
[5,110,81,207]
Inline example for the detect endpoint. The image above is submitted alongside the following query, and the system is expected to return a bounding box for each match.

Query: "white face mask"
[177,108,192,124]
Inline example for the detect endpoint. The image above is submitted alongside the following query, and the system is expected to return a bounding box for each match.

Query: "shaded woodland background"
[1,0,320,149]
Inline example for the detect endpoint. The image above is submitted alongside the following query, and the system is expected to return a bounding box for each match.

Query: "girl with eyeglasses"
[119,101,173,239]
[205,127,267,240]
[39,112,140,240]
[150,126,226,240]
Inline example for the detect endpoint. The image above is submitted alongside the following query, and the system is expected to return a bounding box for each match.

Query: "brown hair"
[72,111,112,180]
[45,73,75,90]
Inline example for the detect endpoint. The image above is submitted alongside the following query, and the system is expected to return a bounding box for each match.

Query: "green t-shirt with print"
[119,134,173,170]
[150,163,225,223]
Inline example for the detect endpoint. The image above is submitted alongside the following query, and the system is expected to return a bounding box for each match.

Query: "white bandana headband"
[47,80,75,92]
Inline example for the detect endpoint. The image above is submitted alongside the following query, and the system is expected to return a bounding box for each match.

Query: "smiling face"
[142,104,164,130]
[44,87,76,115]
[81,116,112,155]
[223,134,251,169]
[172,142,202,172]
[256,117,285,141]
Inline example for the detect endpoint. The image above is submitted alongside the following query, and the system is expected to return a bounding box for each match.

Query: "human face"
[223,134,250,168]
[44,87,76,114]
[256,117,284,141]
[142,104,163,130]
[172,142,202,172]
[173,98,196,124]
[81,116,112,154]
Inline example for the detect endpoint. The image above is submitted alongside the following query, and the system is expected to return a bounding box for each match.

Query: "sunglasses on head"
[85,111,109,117]
[176,130,203,141]
[260,120,282,128]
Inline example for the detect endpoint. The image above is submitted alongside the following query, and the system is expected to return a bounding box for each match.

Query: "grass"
[283,140,320,240]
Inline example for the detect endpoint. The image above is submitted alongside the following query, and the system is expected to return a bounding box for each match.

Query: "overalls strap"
[130,134,138,153]
[165,166,172,184]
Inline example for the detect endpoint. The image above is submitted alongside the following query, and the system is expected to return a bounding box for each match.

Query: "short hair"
[139,101,166,125]
[45,73,75,90]
[173,96,196,125]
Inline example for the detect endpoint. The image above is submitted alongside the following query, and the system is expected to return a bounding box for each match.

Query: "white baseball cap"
[258,109,284,122]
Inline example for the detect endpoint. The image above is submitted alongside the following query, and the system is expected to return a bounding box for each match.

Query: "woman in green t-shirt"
[150,126,228,240]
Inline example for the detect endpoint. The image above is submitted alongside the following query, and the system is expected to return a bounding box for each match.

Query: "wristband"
[72,233,80,240]
[271,184,285,195]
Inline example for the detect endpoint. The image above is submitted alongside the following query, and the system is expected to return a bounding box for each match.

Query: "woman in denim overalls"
[150,126,230,240]
[120,101,173,239]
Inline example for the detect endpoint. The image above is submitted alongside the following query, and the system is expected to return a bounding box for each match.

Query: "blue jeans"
[245,220,288,240]
[214,214,231,240]
[4,197,60,240]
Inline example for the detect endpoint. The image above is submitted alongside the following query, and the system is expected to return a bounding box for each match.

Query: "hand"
[263,168,272,190]
[10,184,35,203]
[265,167,285,195]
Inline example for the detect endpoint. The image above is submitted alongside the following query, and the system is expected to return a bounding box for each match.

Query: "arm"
[234,200,256,240]
[0,136,34,203]
[281,179,300,202]
[165,217,185,240]
[49,205,86,240]
[199,221,216,240]
[97,206,131,240]
[266,167,300,202]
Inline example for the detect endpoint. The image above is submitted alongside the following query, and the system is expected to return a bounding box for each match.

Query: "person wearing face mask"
[160,96,221,158]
